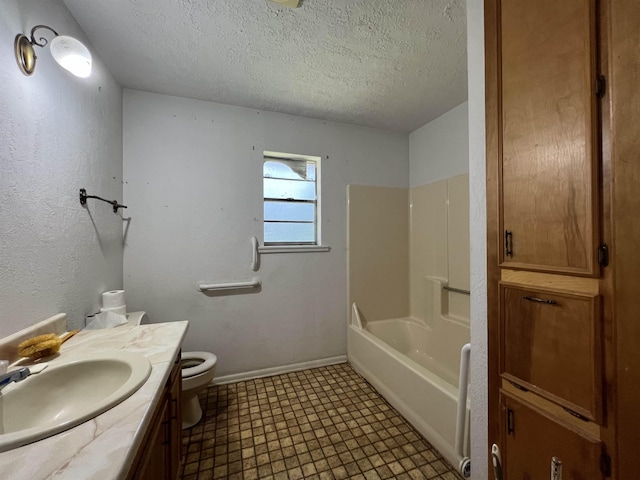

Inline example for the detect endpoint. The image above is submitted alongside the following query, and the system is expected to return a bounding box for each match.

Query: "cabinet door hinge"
[598,243,609,267]
[600,450,611,477]
[596,75,607,98]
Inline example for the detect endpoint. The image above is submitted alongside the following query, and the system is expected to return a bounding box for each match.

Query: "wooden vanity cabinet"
[167,354,182,480]
[132,397,169,480]
[128,352,182,480]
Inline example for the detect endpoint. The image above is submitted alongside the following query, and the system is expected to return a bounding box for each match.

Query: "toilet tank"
[126,311,148,326]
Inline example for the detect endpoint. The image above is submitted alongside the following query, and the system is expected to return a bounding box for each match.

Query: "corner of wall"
[467,0,488,478]
[409,102,470,188]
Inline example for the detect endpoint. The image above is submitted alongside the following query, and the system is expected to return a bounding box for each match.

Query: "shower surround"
[347,175,470,471]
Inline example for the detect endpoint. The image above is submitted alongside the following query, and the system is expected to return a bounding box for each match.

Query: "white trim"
[258,245,331,254]
[211,355,347,386]
[263,151,321,162]
[263,150,323,246]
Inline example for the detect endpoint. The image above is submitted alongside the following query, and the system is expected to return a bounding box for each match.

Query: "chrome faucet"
[0,367,30,392]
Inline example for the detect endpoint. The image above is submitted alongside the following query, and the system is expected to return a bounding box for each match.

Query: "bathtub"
[347,297,470,473]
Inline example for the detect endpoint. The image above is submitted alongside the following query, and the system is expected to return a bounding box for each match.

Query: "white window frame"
[260,151,330,254]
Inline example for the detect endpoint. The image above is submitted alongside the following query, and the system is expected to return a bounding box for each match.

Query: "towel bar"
[197,278,261,292]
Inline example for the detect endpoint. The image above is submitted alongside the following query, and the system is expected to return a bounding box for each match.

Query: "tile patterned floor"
[180,363,464,480]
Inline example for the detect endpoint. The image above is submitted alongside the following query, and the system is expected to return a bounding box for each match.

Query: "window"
[263,151,321,246]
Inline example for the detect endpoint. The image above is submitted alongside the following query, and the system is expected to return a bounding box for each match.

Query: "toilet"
[127,311,218,429]
[180,351,217,429]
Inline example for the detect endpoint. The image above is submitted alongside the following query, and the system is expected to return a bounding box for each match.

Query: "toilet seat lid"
[181,351,217,377]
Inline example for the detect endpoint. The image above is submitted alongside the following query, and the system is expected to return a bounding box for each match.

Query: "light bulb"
[49,35,92,78]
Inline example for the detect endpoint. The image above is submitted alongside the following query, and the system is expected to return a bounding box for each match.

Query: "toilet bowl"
[181,351,217,429]
[128,311,217,429]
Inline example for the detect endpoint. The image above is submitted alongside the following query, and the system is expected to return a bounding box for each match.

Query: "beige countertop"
[0,319,188,479]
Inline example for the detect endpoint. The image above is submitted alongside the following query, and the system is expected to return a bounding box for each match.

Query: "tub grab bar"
[351,303,365,328]
[444,286,471,295]
[198,278,261,292]
[251,236,260,271]
[456,343,471,477]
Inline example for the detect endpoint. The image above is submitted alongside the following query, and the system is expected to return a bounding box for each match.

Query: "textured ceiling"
[62,0,467,132]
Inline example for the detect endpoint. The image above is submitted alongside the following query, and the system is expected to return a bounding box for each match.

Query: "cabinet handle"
[522,295,558,305]
[508,380,529,392]
[161,420,170,446]
[171,398,178,420]
[504,230,513,257]
[507,408,515,435]
[562,407,588,421]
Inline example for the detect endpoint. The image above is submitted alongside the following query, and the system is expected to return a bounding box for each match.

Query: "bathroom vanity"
[0,316,188,479]
[127,351,183,480]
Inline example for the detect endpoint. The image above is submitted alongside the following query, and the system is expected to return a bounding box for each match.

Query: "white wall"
[409,102,469,187]
[123,90,409,377]
[467,0,488,478]
[0,0,123,336]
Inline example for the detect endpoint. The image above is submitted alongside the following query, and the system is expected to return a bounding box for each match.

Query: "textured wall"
[409,102,469,187]
[467,0,488,477]
[123,90,409,377]
[0,0,123,336]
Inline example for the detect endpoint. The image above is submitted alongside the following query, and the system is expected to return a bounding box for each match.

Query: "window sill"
[258,245,331,254]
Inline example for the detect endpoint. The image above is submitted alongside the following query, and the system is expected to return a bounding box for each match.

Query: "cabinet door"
[500,284,602,421]
[135,400,169,480]
[168,358,182,480]
[498,0,599,275]
[128,353,181,480]
[502,394,603,480]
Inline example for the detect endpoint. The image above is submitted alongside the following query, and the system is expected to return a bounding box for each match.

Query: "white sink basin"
[0,351,151,452]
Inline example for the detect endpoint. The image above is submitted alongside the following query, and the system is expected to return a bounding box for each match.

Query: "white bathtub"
[364,317,460,388]
[347,292,470,472]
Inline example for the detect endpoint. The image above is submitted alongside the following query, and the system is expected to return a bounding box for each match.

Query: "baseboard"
[211,355,348,386]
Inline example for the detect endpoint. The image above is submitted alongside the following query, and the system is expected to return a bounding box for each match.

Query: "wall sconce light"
[15,25,92,78]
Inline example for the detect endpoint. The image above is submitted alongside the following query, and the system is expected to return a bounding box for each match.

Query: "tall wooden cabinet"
[486,0,640,478]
